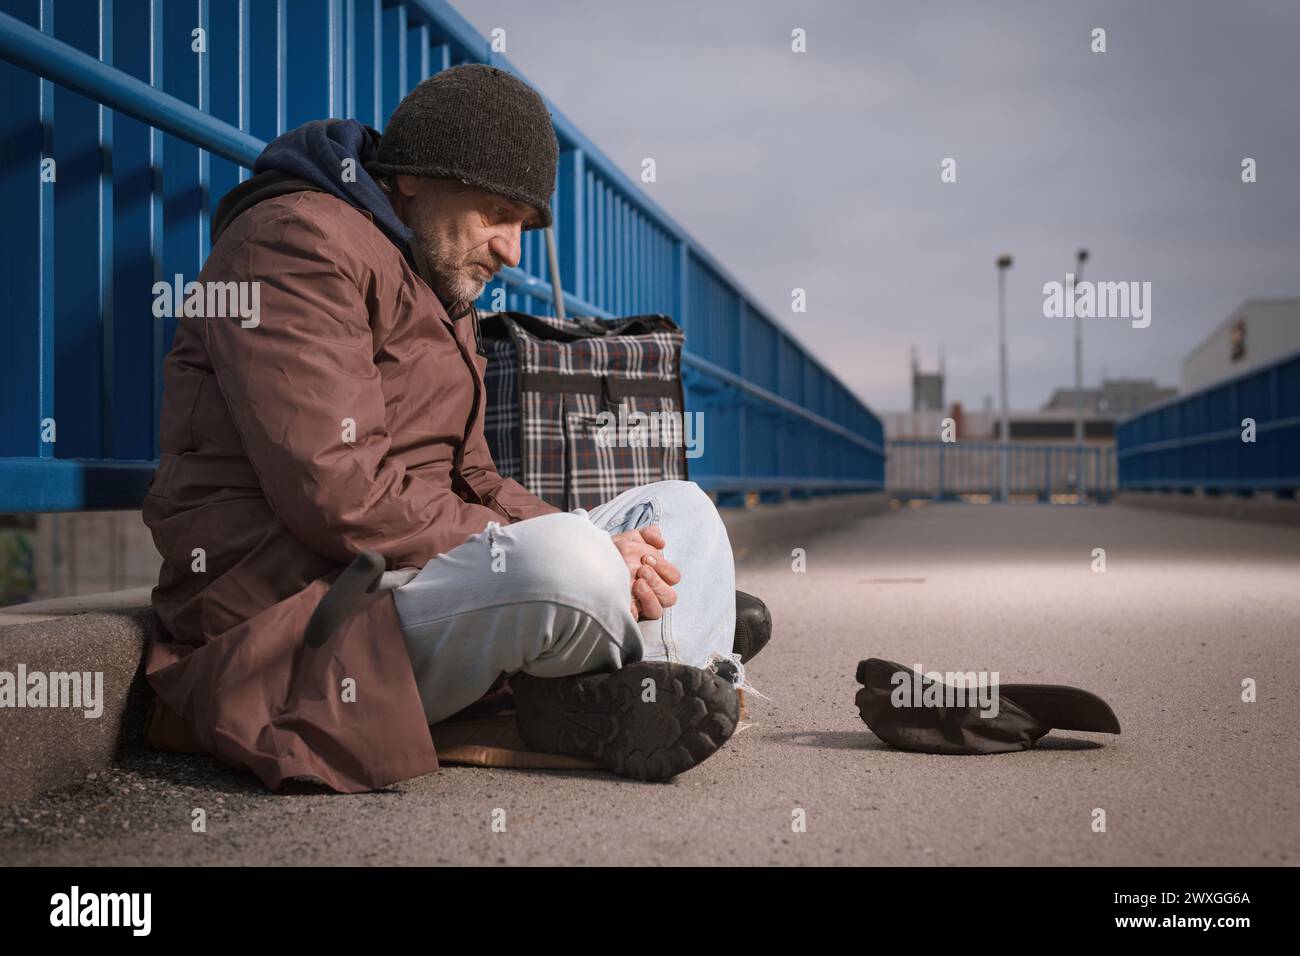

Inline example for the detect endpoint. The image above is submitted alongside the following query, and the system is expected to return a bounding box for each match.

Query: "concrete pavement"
[1,501,1297,865]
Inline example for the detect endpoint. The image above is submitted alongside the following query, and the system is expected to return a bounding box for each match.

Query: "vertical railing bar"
[636,211,644,314]
[344,0,355,120]
[660,226,670,312]
[592,171,600,308]
[99,0,115,458]
[629,210,637,314]
[737,298,746,385]
[396,2,407,98]
[736,293,745,375]
[149,0,164,459]
[327,0,342,117]
[1270,364,1280,483]
[602,185,611,312]
[646,219,654,314]
[657,225,665,315]
[611,193,620,315]
[370,0,381,125]
[630,208,639,314]
[623,197,632,315]
[567,147,584,304]
[675,241,688,333]
[237,0,250,181]
[598,182,607,309]
[609,183,617,313]
[657,226,665,315]
[664,230,671,317]
[339,0,347,114]
[644,221,652,314]
[594,179,603,310]
[652,225,660,314]
[618,190,626,314]
[197,0,210,262]
[583,169,592,306]
[275,0,285,135]
[38,0,55,460]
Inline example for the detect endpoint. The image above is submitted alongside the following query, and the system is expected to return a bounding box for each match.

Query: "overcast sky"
[459,0,1300,413]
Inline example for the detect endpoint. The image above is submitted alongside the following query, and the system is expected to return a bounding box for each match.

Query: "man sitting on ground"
[143,64,771,792]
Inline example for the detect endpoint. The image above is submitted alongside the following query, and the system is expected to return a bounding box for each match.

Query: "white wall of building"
[1183,299,1300,393]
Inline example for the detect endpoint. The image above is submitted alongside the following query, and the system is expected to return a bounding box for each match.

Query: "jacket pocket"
[480,488,526,522]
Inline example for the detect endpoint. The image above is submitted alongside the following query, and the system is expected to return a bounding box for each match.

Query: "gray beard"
[414,238,484,312]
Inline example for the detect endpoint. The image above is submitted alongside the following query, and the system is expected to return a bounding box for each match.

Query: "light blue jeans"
[388,479,737,726]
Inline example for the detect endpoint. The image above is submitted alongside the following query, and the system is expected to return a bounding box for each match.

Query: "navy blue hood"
[250,119,413,248]
[211,119,415,250]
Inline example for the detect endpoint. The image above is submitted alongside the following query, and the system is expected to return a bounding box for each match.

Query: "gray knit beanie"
[370,64,558,230]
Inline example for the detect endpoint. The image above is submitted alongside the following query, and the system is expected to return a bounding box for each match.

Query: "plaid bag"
[480,311,689,511]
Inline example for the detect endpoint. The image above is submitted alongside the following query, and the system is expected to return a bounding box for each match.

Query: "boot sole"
[512,661,739,781]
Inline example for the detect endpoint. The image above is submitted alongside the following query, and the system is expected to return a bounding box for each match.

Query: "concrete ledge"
[0,495,889,805]
[1115,490,1300,526]
[0,586,155,627]
[0,595,157,805]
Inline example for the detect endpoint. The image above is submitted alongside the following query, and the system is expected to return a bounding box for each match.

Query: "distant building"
[911,348,945,412]
[884,376,1171,443]
[1041,378,1177,417]
[1182,299,1300,393]
[885,347,1175,447]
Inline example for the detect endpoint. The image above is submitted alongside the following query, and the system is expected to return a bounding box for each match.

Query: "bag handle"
[569,314,610,335]
[487,311,678,343]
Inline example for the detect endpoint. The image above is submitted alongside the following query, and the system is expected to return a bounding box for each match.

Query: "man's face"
[396,175,538,308]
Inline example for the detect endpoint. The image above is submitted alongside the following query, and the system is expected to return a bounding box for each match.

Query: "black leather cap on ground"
[854,658,1120,755]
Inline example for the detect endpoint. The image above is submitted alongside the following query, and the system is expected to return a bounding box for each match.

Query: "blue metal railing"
[888,440,1116,502]
[0,0,884,512]
[1116,347,1300,494]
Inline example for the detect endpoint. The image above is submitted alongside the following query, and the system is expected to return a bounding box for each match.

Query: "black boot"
[512,661,739,781]
[733,591,772,664]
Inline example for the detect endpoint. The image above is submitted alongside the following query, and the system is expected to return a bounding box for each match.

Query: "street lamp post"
[997,254,1013,502]
[1074,248,1088,497]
